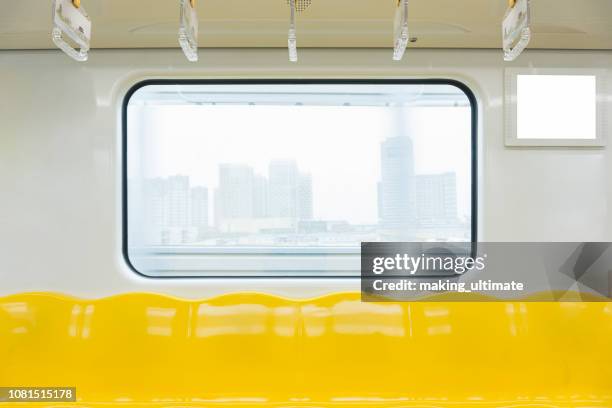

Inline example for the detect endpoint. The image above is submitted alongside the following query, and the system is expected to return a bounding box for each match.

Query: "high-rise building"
[212,161,313,233]
[190,186,209,236]
[165,175,190,228]
[252,175,268,218]
[298,173,313,220]
[142,177,166,230]
[268,160,313,221]
[415,172,458,226]
[215,164,255,225]
[378,136,416,238]
[268,160,298,218]
[141,175,196,244]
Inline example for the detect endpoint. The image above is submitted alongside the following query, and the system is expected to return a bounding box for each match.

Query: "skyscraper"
[213,161,313,233]
[165,175,190,228]
[141,175,195,244]
[268,160,313,221]
[190,186,209,236]
[268,160,298,219]
[142,177,166,231]
[378,136,416,239]
[252,174,268,218]
[298,173,313,220]
[215,164,255,225]
[415,172,458,226]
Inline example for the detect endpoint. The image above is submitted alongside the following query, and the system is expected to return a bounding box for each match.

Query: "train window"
[505,69,606,147]
[124,81,476,277]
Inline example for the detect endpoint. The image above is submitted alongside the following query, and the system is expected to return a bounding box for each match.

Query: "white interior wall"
[0,48,610,298]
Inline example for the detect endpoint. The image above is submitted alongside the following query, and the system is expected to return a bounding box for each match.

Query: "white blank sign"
[516,75,597,140]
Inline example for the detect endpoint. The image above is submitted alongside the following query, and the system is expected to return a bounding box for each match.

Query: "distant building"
[252,175,268,218]
[142,175,197,245]
[415,172,458,226]
[215,164,255,226]
[141,160,316,240]
[165,175,190,228]
[298,174,313,220]
[268,160,298,219]
[378,136,416,239]
[268,160,313,221]
[213,161,312,234]
[142,177,166,231]
[190,186,209,237]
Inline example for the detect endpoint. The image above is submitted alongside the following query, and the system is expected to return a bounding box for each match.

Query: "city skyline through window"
[126,83,474,275]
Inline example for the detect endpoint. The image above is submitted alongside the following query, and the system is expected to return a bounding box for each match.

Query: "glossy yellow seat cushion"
[1,292,611,407]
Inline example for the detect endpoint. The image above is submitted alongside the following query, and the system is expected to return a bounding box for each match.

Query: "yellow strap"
[72,0,80,8]
[509,0,516,7]
[191,0,195,7]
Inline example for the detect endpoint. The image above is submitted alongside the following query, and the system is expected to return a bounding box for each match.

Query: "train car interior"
[1,0,612,406]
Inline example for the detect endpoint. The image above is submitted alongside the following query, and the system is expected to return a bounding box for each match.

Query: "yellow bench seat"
[1,292,611,407]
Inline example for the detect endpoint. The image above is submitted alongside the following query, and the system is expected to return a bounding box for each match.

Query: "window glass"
[125,82,475,276]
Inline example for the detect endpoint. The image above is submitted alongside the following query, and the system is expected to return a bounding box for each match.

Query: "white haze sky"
[128,102,471,225]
